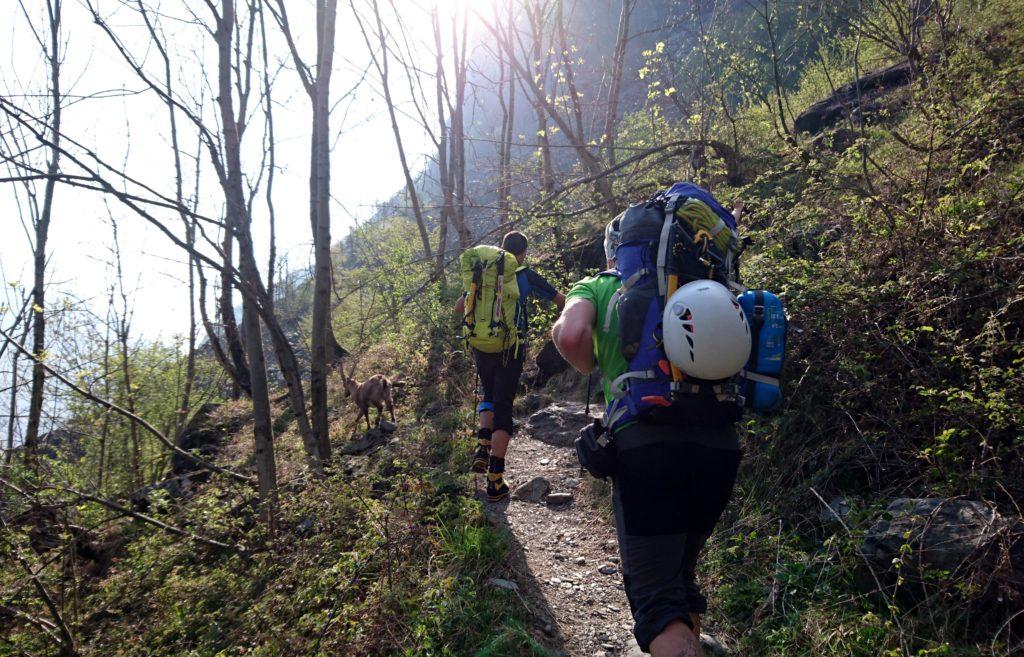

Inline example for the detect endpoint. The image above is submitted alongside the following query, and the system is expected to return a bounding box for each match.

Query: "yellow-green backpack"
[460,245,520,353]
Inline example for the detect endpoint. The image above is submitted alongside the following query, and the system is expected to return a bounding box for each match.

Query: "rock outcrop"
[794,60,914,134]
[534,340,570,387]
[523,401,600,447]
[172,403,229,475]
[861,498,1021,596]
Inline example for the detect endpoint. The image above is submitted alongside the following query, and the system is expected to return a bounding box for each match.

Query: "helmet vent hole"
[689,350,695,362]
[686,335,694,349]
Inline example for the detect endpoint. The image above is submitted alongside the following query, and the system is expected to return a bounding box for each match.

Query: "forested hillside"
[1,0,1022,655]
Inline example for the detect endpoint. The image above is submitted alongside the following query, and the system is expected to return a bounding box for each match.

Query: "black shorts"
[611,422,741,652]
[473,347,524,435]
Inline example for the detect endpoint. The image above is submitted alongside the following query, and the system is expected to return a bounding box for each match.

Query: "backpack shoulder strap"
[656,194,684,297]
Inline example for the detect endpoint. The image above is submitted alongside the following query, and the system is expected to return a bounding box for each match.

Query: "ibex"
[342,369,396,431]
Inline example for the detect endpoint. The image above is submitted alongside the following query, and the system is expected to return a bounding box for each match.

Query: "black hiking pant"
[611,422,741,653]
[473,346,524,435]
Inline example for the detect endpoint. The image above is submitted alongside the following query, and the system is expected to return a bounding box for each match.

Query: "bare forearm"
[552,312,596,373]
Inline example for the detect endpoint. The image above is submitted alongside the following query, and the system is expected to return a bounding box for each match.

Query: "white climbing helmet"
[662,280,751,380]
[604,212,624,262]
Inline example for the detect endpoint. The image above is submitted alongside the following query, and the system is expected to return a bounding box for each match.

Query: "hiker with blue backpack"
[457,231,564,502]
[552,183,786,656]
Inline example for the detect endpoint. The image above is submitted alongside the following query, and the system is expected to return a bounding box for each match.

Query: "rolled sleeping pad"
[737,289,787,413]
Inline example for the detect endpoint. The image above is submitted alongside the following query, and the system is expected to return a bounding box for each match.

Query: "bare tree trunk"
[602,0,635,166]
[524,1,556,197]
[196,260,236,383]
[178,227,197,437]
[258,3,278,303]
[5,317,30,464]
[354,0,434,262]
[431,6,455,275]
[219,228,251,399]
[309,0,339,463]
[214,0,277,526]
[110,218,142,490]
[499,3,516,229]
[95,288,115,491]
[269,0,339,465]
[24,0,63,464]
[450,11,470,246]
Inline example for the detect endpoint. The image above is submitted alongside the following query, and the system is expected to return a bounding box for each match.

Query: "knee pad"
[476,401,494,414]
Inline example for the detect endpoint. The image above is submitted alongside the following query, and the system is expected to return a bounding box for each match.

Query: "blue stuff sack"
[737,290,787,413]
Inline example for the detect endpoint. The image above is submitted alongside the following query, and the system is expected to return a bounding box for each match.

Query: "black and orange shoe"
[471,443,491,473]
[486,473,509,502]
[471,428,492,473]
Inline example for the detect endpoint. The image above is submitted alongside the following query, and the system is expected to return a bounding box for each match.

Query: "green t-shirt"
[565,272,626,406]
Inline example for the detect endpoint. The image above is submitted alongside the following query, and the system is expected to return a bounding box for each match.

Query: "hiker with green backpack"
[456,231,564,502]
[552,184,787,656]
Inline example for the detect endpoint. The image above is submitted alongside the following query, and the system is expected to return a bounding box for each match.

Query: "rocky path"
[480,402,729,657]
[480,402,642,657]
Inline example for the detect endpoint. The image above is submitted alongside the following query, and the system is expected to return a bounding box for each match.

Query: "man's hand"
[455,294,465,317]
[553,292,566,310]
[552,297,596,373]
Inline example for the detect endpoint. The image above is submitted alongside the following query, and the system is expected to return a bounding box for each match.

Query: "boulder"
[172,403,225,475]
[810,128,859,153]
[513,476,551,503]
[130,471,211,511]
[819,496,852,527]
[534,340,570,387]
[794,60,914,134]
[524,401,600,447]
[861,498,1006,576]
[379,419,398,434]
[563,234,606,272]
[518,392,553,414]
[342,429,388,455]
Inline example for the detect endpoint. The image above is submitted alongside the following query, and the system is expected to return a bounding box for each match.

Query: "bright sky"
[1,0,479,342]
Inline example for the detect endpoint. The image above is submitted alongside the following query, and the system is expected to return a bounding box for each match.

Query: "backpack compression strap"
[491,250,506,331]
[464,261,484,330]
[655,195,680,297]
[602,268,646,333]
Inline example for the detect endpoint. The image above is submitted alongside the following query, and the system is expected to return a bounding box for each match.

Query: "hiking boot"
[486,473,509,502]
[471,429,492,474]
[471,444,490,473]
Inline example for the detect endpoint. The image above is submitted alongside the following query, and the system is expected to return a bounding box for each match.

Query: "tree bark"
[602,0,635,166]
[24,0,63,464]
[5,318,30,464]
[214,0,278,526]
[219,228,251,398]
[431,6,455,277]
[309,0,339,463]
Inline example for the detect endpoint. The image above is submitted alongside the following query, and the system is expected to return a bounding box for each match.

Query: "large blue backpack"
[602,183,785,432]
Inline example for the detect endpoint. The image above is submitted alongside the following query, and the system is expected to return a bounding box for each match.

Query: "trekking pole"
[584,371,593,416]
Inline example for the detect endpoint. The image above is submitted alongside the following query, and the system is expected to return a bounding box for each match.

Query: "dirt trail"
[481,424,641,657]
[480,402,728,657]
